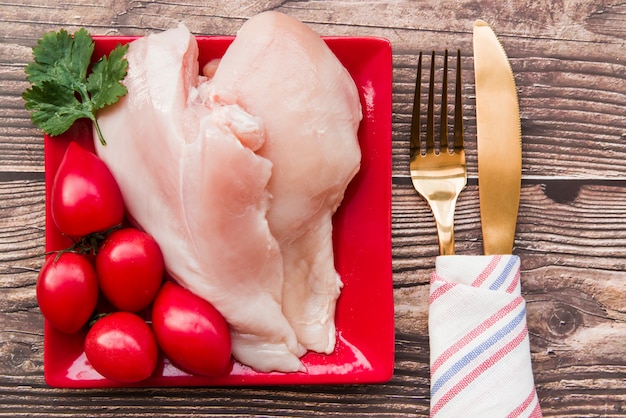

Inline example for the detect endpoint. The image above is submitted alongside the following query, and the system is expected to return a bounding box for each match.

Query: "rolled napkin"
[428,255,542,417]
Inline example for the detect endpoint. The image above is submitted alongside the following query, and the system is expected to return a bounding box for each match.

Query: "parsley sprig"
[23,28,129,146]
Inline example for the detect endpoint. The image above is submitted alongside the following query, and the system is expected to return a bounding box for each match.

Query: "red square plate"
[43,35,393,387]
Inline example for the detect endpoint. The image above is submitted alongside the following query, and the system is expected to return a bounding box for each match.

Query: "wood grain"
[1,0,625,416]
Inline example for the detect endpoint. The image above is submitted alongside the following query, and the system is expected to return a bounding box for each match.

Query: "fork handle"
[435,218,455,255]
[429,195,460,255]
[437,224,454,255]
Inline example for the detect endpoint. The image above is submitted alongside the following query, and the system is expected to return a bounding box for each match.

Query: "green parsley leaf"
[87,43,129,109]
[24,81,93,136]
[22,28,129,145]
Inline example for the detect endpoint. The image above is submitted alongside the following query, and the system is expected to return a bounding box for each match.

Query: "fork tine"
[410,52,423,154]
[440,50,449,150]
[426,51,436,152]
[454,49,463,150]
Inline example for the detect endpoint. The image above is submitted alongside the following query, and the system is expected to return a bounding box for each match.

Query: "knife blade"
[473,20,522,255]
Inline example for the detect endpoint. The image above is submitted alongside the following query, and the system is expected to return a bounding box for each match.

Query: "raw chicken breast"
[94,25,305,373]
[207,12,362,353]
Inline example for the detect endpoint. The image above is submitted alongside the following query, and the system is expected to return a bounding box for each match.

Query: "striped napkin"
[428,255,542,417]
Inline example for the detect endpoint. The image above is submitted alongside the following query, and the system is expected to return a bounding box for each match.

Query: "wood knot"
[542,182,581,204]
[547,304,580,337]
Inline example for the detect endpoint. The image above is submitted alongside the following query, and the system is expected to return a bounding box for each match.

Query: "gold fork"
[410,50,467,255]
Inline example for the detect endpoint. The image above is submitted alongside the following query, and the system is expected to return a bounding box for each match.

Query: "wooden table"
[2,0,625,416]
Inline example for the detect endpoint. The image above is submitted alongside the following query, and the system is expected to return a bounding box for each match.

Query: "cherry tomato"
[95,228,164,312]
[36,252,99,334]
[85,312,158,382]
[151,282,232,377]
[51,141,124,237]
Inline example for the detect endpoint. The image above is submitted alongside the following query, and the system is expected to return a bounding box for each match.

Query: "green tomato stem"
[92,117,107,146]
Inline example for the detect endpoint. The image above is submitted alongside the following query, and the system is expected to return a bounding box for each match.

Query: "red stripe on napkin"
[471,254,501,287]
[507,388,542,418]
[431,325,529,416]
[430,297,524,374]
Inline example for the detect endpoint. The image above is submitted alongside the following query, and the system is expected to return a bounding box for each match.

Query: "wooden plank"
[0,178,623,415]
[2,1,626,176]
[0,0,625,416]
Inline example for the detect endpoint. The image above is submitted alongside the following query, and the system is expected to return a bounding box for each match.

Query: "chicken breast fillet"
[206,12,362,353]
[94,24,305,373]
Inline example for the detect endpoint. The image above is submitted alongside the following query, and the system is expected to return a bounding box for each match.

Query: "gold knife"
[473,20,522,255]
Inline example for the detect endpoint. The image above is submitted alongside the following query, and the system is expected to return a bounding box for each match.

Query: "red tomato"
[36,252,99,334]
[151,282,232,377]
[51,142,124,237]
[96,228,164,312]
[85,312,158,382]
